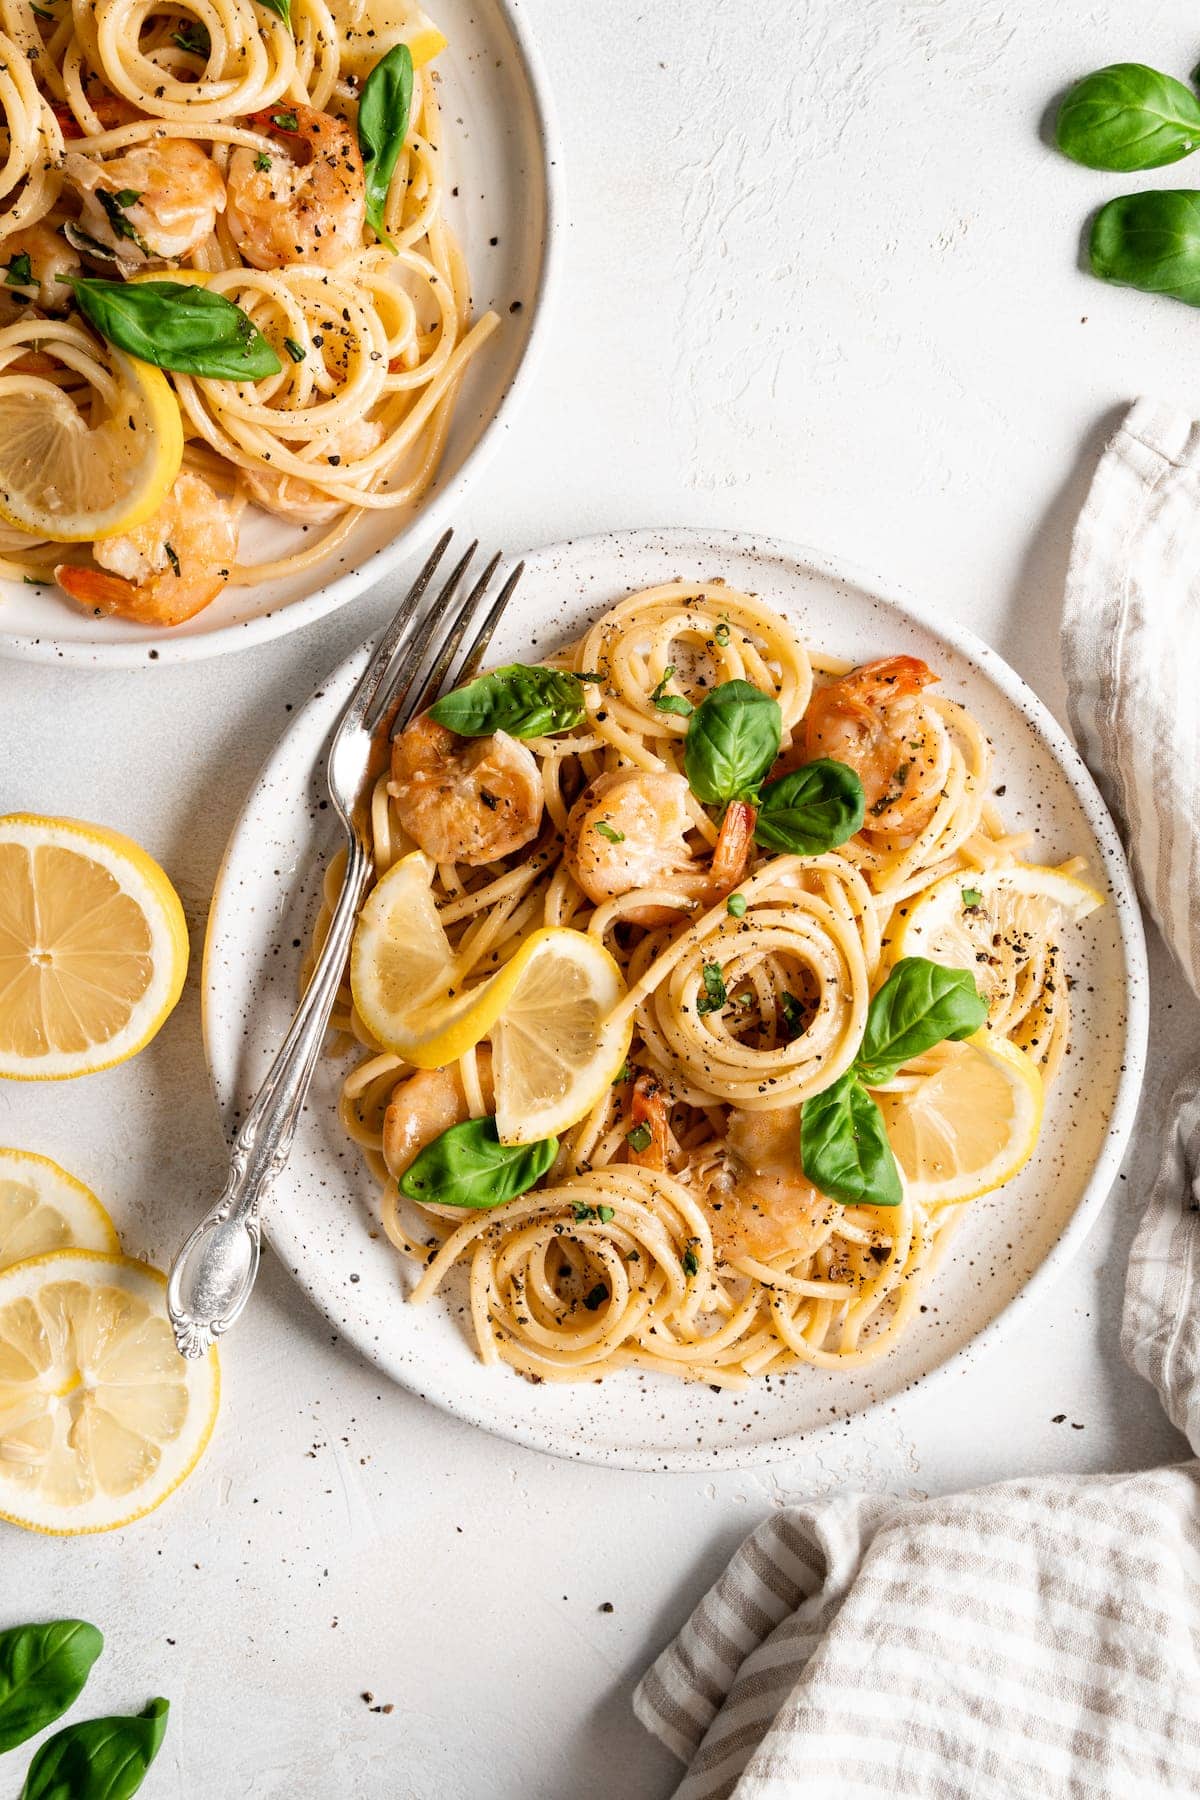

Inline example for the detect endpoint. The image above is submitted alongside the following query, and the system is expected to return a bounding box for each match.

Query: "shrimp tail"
[627,1072,670,1172]
[847,655,937,704]
[706,800,756,902]
[54,564,136,615]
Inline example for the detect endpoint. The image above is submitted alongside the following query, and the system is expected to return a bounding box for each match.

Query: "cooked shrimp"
[61,139,225,263]
[389,714,544,866]
[565,771,698,926]
[225,106,365,271]
[238,418,385,522]
[382,1052,494,1184]
[55,472,242,626]
[565,773,753,925]
[700,1104,835,1262]
[0,225,81,312]
[802,655,942,834]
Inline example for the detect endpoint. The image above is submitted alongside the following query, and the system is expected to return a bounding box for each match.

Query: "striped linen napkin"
[633,399,1200,1799]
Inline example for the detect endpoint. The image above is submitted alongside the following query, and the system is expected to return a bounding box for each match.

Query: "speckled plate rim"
[204,526,1149,1471]
[0,0,562,670]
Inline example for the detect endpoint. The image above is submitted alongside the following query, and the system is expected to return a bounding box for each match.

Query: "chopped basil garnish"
[649,665,694,717]
[695,962,728,1016]
[594,821,624,844]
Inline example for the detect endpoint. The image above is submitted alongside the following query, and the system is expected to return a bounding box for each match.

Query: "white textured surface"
[3,2,1200,1795]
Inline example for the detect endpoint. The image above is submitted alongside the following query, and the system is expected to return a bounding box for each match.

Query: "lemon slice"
[0,1150,119,1273]
[0,813,189,1081]
[0,348,183,543]
[335,0,448,76]
[894,864,1103,1017]
[0,1250,219,1535]
[350,850,458,1033]
[875,1033,1044,1205]
[490,932,632,1143]
[350,853,630,1138]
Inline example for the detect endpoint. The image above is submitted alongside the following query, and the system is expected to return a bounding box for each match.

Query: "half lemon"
[0,346,183,542]
[0,1250,219,1535]
[0,1149,119,1273]
[874,1032,1044,1206]
[0,813,189,1080]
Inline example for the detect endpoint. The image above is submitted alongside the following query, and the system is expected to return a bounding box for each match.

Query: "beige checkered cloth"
[634,400,1200,1799]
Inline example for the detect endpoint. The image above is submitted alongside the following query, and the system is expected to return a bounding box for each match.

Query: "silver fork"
[166,531,525,1358]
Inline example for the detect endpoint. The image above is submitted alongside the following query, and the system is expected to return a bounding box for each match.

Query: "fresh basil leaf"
[5,252,33,289]
[429,664,585,739]
[358,43,414,250]
[1057,63,1200,172]
[21,1697,168,1800]
[625,1123,652,1153]
[801,1072,902,1209]
[0,1621,103,1754]
[1089,191,1200,309]
[398,1117,557,1209]
[754,758,865,855]
[255,0,291,30]
[683,680,782,806]
[69,278,282,378]
[854,956,987,1087]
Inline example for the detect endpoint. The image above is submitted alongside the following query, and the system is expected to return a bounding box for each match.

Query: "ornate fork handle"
[168,833,372,1357]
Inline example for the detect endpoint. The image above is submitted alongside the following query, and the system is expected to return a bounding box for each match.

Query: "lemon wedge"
[0,347,183,542]
[0,814,189,1081]
[350,852,630,1140]
[0,1250,219,1535]
[334,0,447,77]
[875,1033,1044,1206]
[0,1150,119,1273]
[893,864,1103,1018]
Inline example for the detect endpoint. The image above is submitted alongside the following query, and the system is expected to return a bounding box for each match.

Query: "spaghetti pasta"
[0,0,497,612]
[315,581,1100,1387]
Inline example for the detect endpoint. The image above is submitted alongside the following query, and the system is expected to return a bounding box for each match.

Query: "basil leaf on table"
[853,956,987,1087]
[0,1621,103,1754]
[68,278,282,378]
[1056,63,1200,172]
[800,1072,902,1210]
[20,1697,168,1800]
[683,680,782,807]
[753,758,865,855]
[429,664,586,738]
[358,43,414,250]
[399,1117,557,1209]
[1089,191,1200,309]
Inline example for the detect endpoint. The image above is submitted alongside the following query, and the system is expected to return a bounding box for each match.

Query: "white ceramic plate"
[204,528,1148,1471]
[0,0,559,668]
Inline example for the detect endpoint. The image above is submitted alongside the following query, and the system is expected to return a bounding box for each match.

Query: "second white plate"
[203,527,1148,1470]
[0,0,560,667]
